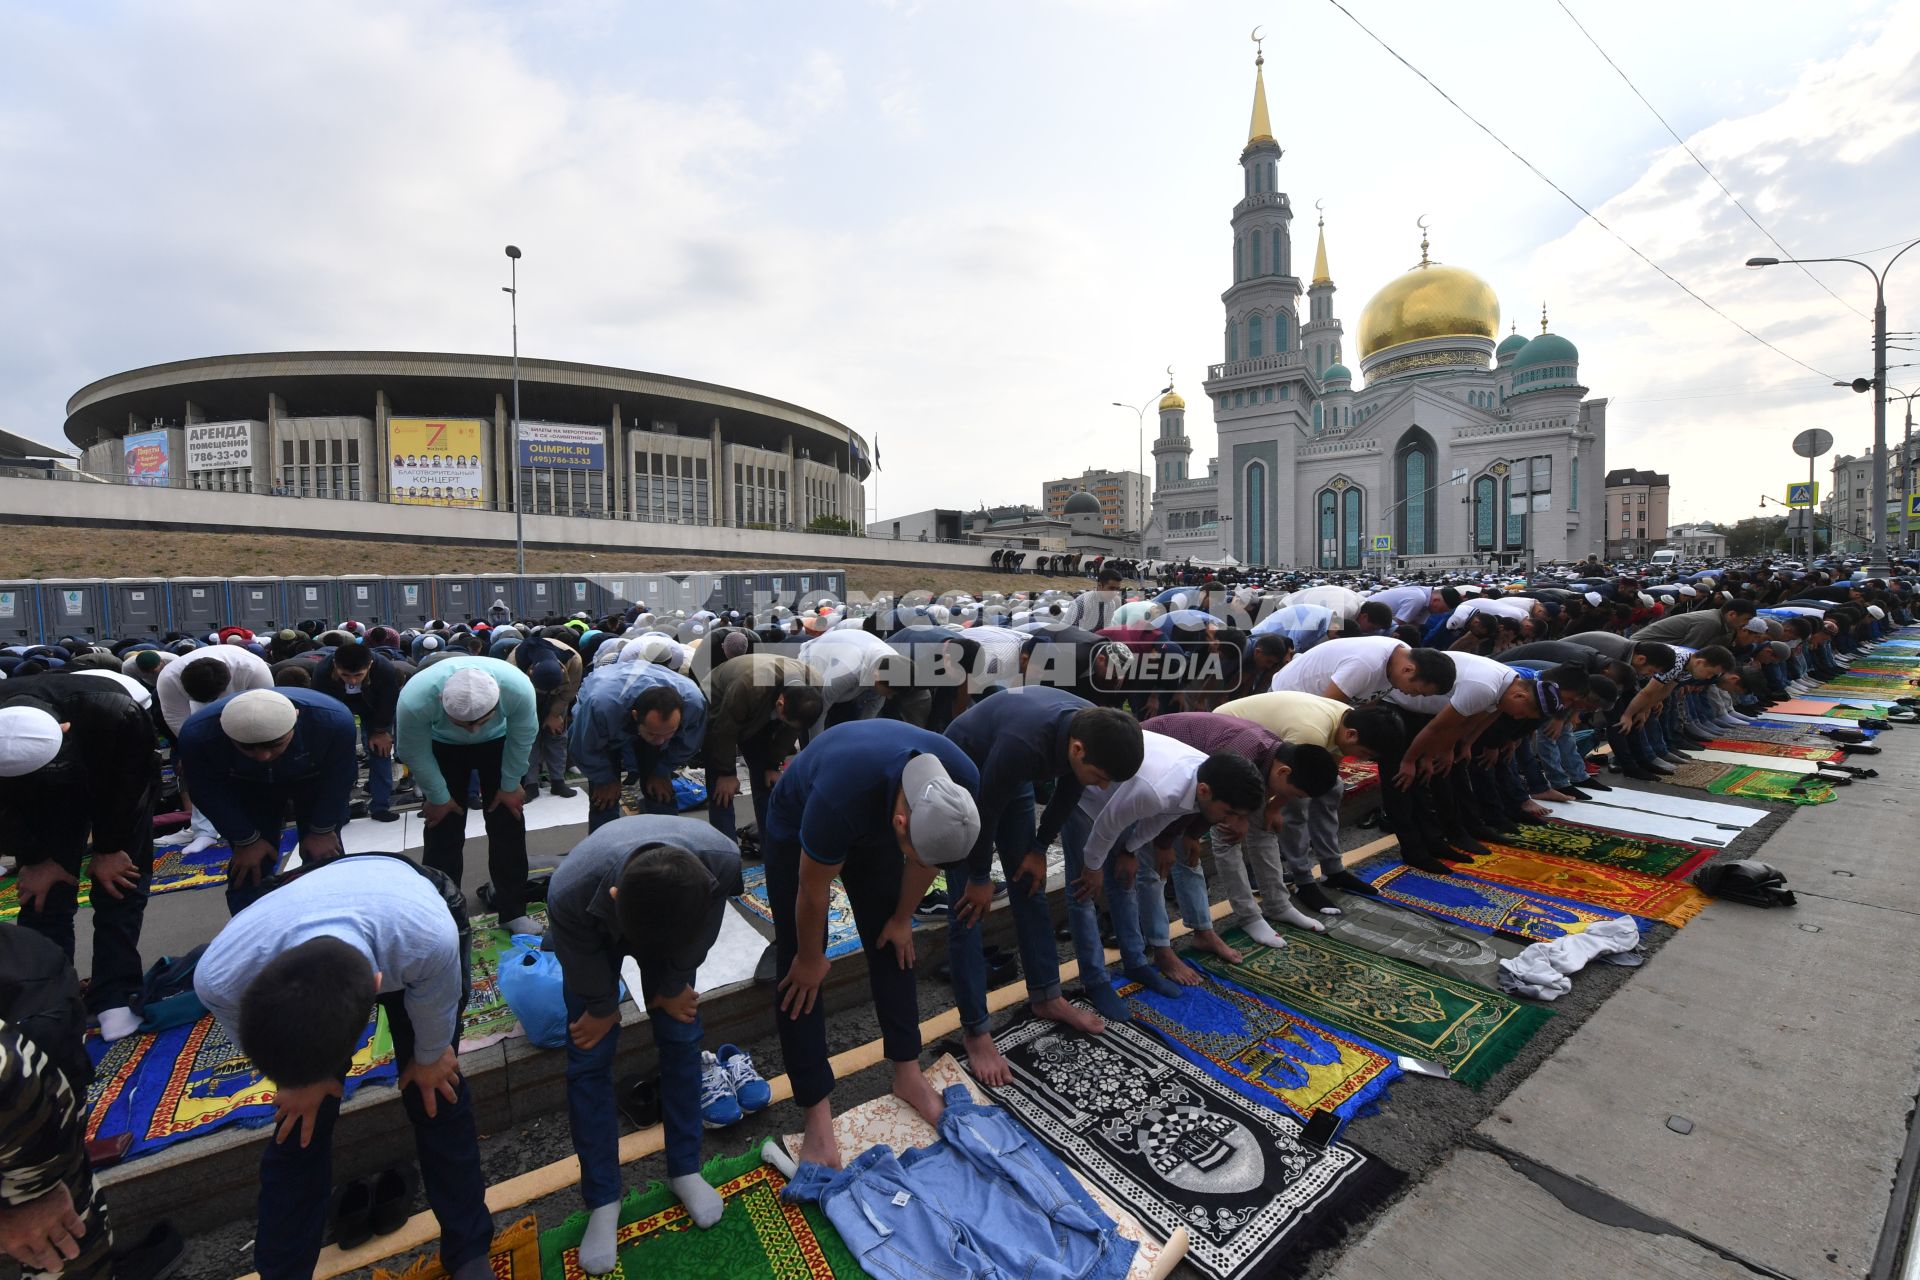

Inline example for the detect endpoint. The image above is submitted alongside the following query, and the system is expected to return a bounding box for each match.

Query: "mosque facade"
[1144,47,1608,570]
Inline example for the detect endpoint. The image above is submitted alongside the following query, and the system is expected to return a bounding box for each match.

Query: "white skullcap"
[220,689,298,744]
[1743,618,1769,635]
[1869,604,1886,619]
[636,634,678,666]
[1638,593,1654,607]
[1584,591,1603,606]
[441,667,501,720]
[0,706,63,776]
[926,604,951,625]
[1677,585,1698,597]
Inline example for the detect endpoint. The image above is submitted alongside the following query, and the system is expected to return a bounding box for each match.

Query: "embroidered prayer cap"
[1532,679,1565,718]
[0,706,63,776]
[220,689,299,744]
[441,667,501,720]
[901,753,981,867]
[1584,591,1603,606]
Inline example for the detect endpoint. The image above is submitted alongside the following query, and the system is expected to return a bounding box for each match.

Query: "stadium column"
[712,419,727,526]
[610,402,624,517]
[785,434,797,533]
[374,389,390,501]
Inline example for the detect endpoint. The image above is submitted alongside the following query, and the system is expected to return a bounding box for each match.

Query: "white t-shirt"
[1368,585,1434,625]
[1284,585,1366,618]
[1446,597,1534,630]
[156,645,273,736]
[1270,636,1407,703]
[1389,649,1515,716]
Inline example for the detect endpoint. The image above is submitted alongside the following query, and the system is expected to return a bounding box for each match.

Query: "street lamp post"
[1111,380,1172,571]
[1748,239,1920,575]
[503,245,525,576]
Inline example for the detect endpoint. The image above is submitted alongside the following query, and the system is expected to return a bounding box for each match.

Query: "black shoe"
[371,1165,414,1235]
[349,800,370,820]
[334,1179,374,1250]
[524,871,552,904]
[548,781,579,798]
[111,1222,186,1280]
[476,882,496,913]
[523,781,543,798]
[618,1073,662,1128]
[1294,882,1340,914]
[370,808,399,823]
[914,889,951,918]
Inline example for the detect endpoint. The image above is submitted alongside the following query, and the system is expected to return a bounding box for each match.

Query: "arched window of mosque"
[1275,311,1289,352]
[1503,475,1524,547]
[1272,229,1284,283]
[1396,428,1437,555]
[1251,234,1263,277]
[1233,238,1243,283]
[1246,462,1268,564]
[1343,488,1363,567]
[1570,455,1580,511]
[1474,475,1497,550]
[1313,401,1323,433]
[1227,320,1239,363]
[1318,489,1338,568]
[1249,313,1265,359]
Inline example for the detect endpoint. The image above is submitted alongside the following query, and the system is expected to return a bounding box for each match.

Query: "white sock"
[504,914,546,936]
[1268,899,1328,932]
[579,1201,622,1275]
[97,1006,141,1042]
[183,834,217,855]
[671,1173,724,1228]
[154,829,193,848]
[1239,918,1286,949]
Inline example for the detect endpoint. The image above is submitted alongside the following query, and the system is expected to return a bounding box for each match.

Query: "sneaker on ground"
[717,1044,771,1112]
[699,1051,744,1128]
[548,781,579,798]
[914,889,951,918]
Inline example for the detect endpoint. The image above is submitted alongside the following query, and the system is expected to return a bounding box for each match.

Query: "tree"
[1720,515,1788,557]
[806,514,854,536]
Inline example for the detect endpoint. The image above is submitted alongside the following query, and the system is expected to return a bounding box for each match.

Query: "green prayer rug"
[1198,930,1554,1089]
[1493,822,1716,880]
[538,1149,861,1279]
[1668,760,1836,805]
[460,909,548,1051]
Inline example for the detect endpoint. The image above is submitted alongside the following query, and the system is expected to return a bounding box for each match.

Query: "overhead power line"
[1554,0,1868,321]
[1318,0,1841,385]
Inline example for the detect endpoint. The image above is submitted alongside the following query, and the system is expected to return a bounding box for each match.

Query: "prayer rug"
[1669,761,1836,806]
[1357,863,1637,942]
[1116,970,1400,1122]
[1316,889,1527,990]
[1338,757,1380,795]
[977,1012,1404,1280]
[537,1149,860,1280]
[371,1214,540,1280]
[1769,699,1895,719]
[1815,675,1918,694]
[1705,725,1838,744]
[0,828,293,923]
[1699,739,1843,763]
[1492,822,1716,881]
[84,1009,395,1161]
[1195,932,1553,1089]
[460,908,548,1052]
[781,1054,1176,1280]
[1462,846,1709,927]
[735,864,926,960]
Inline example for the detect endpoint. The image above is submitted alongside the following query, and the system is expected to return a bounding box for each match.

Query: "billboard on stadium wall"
[185,420,254,472]
[124,430,170,486]
[518,422,605,470]
[389,418,486,507]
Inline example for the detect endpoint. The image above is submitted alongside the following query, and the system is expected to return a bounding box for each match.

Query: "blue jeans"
[1059,810,1154,987]
[363,723,393,812]
[564,990,705,1207]
[949,786,1063,1036]
[255,993,492,1279]
[785,1084,1133,1280]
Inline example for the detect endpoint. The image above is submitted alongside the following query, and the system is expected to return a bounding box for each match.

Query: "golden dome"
[1356,259,1501,360]
[1159,389,1186,411]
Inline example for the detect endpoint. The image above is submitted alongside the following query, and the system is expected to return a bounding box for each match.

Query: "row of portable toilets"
[0,569,850,647]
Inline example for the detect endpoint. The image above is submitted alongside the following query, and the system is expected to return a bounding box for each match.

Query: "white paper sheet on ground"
[336,789,591,858]
[1568,787,1765,827]
[1537,799,1736,846]
[620,900,770,1023]
[1689,748,1821,775]
[1758,711,1887,726]
[1799,694,1902,707]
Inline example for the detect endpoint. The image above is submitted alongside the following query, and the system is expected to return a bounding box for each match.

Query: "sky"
[3,0,1918,530]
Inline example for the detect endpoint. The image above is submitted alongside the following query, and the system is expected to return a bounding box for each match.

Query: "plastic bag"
[496,934,628,1048]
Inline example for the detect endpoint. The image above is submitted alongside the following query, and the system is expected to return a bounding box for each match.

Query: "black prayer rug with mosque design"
[974,1010,1404,1280]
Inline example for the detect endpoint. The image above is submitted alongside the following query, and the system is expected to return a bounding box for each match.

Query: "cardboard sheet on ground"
[336,789,591,860]
[779,1054,1179,1280]
[1690,748,1821,774]
[1549,787,1763,827]
[1531,800,1737,846]
[621,900,769,1023]
[1757,710,1891,726]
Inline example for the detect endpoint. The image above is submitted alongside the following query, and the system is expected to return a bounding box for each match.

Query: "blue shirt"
[944,685,1092,883]
[177,686,358,845]
[766,720,981,868]
[568,662,708,786]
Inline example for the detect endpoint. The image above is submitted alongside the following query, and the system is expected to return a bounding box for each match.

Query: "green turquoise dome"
[1495,331,1529,360]
[1513,331,1578,370]
[1322,363,1352,383]
[1509,330,1580,395]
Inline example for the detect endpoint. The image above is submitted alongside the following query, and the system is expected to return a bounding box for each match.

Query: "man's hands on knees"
[228,838,278,888]
[398,1046,462,1118]
[0,1183,88,1272]
[15,861,78,912]
[271,1078,343,1147]
[650,987,700,1025]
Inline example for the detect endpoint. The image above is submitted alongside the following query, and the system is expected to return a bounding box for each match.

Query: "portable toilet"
[103,578,169,641]
[434,575,480,624]
[517,575,563,620]
[556,574,596,617]
[169,578,228,639]
[38,579,109,645]
[0,580,42,646]
[386,576,435,629]
[284,578,338,629]
[682,573,726,614]
[476,574,518,621]
[338,576,387,625]
[228,577,284,634]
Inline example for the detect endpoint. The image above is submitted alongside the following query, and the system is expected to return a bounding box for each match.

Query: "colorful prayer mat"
[735,864,925,960]
[1357,863,1636,942]
[1338,757,1380,796]
[1117,970,1400,1122]
[1816,675,1919,693]
[1197,932,1553,1089]
[84,1009,395,1161]
[0,829,293,923]
[1462,846,1709,928]
[1668,760,1836,806]
[372,1214,540,1280]
[537,1149,859,1280]
[977,1012,1404,1280]
[1699,739,1843,763]
[1316,889,1526,990]
[1769,699,1891,719]
[460,909,547,1052]
[1495,822,1716,880]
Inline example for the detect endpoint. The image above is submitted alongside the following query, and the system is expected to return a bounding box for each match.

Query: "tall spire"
[1247,33,1274,146]
[1540,302,1550,333]
[1311,207,1332,287]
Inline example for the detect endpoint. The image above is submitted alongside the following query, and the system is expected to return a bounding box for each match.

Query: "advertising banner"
[124,430,171,487]
[389,418,486,507]
[518,422,605,470]
[185,420,254,472]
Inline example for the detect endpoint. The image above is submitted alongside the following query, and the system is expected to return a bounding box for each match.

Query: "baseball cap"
[900,754,980,867]
[0,706,63,776]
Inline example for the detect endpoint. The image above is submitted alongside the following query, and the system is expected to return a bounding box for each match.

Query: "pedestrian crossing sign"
[1370,535,1393,552]
[1786,482,1817,508]
[1909,494,1920,519]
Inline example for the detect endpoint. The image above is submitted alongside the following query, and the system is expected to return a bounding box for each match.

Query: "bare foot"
[1153,946,1202,987]
[1533,789,1573,803]
[964,1030,1013,1087]
[1188,929,1243,965]
[892,1061,945,1126]
[1033,994,1106,1035]
[796,1101,842,1169]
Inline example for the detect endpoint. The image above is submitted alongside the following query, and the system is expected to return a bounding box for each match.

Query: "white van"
[1650,548,1682,567]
